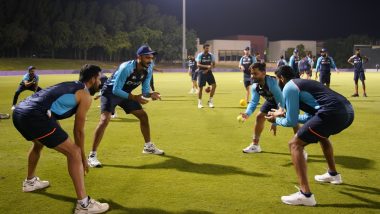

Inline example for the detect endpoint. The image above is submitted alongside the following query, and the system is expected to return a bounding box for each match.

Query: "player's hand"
[270,123,277,136]
[82,157,89,175]
[151,92,161,101]
[94,95,100,100]
[241,113,249,120]
[188,71,192,76]
[265,114,275,123]
[135,94,149,104]
[268,106,285,117]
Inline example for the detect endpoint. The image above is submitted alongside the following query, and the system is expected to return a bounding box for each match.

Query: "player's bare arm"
[74,90,92,174]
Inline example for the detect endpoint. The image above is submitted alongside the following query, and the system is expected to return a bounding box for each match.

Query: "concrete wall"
[221,35,268,57]
[197,40,251,64]
[268,40,317,62]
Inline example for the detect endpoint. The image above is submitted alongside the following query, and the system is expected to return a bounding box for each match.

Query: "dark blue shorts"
[319,72,331,84]
[191,71,198,81]
[297,107,354,144]
[101,92,142,114]
[198,70,216,87]
[12,108,68,148]
[260,100,278,114]
[243,74,252,88]
[354,70,365,82]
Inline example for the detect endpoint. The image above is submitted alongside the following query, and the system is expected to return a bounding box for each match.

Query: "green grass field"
[0,72,379,213]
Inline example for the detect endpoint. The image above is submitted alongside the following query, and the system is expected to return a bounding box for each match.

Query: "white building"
[196,39,251,64]
[268,40,317,62]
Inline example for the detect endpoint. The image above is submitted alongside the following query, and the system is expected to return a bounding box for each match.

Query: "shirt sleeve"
[22,74,29,81]
[330,57,337,69]
[112,63,133,99]
[268,77,284,108]
[288,56,294,66]
[316,57,322,71]
[298,113,312,124]
[211,54,216,63]
[275,81,300,127]
[142,66,153,94]
[195,53,202,63]
[239,57,243,66]
[35,75,39,82]
[245,84,260,116]
[252,56,257,63]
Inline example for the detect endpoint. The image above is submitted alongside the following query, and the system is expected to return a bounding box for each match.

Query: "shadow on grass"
[103,155,268,177]
[104,199,214,214]
[34,190,77,212]
[262,151,375,170]
[317,183,380,209]
[110,118,139,123]
[34,192,214,213]
[161,99,194,102]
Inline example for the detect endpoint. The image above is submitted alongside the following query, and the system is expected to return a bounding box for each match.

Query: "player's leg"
[123,99,164,155]
[243,111,265,153]
[360,72,366,97]
[208,72,216,108]
[280,134,316,206]
[55,138,109,213]
[244,80,251,102]
[12,85,26,108]
[197,73,206,108]
[27,140,44,180]
[89,95,114,167]
[92,112,112,152]
[352,72,359,96]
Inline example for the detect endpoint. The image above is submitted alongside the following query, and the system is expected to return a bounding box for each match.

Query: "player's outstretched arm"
[73,90,92,174]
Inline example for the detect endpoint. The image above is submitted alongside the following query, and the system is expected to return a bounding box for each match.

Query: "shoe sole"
[281,200,316,206]
[23,185,50,192]
[242,150,262,153]
[142,151,165,155]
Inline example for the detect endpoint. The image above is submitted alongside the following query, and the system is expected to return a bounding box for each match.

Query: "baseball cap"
[244,46,250,51]
[320,48,327,52]
[293,49,299,53]
[136,45,157,56]
[28,66,36,71]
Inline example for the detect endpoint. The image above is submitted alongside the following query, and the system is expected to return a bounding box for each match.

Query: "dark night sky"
[141,0,380,42]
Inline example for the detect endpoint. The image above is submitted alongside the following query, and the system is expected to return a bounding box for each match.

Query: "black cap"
[136,45,157,56]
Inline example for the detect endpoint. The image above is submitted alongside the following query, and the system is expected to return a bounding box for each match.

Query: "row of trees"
[0,0,197,62]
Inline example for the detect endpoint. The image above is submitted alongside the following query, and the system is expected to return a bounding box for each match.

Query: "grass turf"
[0,72,379,213]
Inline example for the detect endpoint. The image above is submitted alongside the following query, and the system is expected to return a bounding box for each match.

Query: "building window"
[218,50,242,61]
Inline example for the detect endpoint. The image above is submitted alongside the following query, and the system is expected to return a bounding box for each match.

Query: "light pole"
[182,0,187,69]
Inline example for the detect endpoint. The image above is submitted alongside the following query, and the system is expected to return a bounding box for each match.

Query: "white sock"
[209,97,213,102]
[145,142,152,147]
[89,151,97,157]
[78,196,90,208]
[198,99,202,104]
[26,176,36,183]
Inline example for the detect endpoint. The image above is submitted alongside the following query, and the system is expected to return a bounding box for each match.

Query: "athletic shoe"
[88,155,102,168]
[242,143,262,153]
[142,143,164,155]
[0,113,10,119]
[74,198,109,214]
[198,103,204,109]
[208,100,214,108]
[22,177,50,192]
[351,93,359,97]
[314,172,342,184]
[363,93,367,97]
[281,187,317,206]
[111,111,117,119]
[189,88,195,94]
[11,105,16,110]
[303,149,308,161]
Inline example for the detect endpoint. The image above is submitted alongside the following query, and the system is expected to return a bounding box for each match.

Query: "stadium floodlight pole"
[182,0,186,69]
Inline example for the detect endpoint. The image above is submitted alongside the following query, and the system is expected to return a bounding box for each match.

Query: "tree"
[3,23,28,57]
[51,21,72,58]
